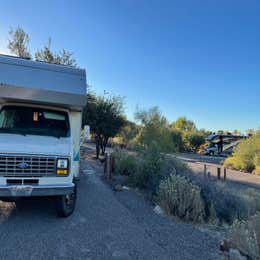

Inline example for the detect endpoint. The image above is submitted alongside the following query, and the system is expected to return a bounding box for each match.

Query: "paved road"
[0,152,221,260]
[177,153,260,189]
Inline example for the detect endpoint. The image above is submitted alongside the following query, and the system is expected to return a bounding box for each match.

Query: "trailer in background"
[204,133,245,156]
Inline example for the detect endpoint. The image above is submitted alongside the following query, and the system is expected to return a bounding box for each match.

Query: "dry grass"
[158,174,205,223]
[229,212,260,259]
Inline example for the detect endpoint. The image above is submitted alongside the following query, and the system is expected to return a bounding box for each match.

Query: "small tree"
[82,92,126,159]
[171,117,197,132]
[135,107,177,153]
[8,26,31,58]
[35,38,76,66]
[116,121,139,147]
[7,26,76,66]
[184,131,205,152]
[170,129,185,152]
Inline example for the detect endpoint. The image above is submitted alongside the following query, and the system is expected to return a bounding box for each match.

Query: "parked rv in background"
[0,54,87,217]
[204,133,245,156]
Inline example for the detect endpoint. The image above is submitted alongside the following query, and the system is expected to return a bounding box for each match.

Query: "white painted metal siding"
[0,55,86,110]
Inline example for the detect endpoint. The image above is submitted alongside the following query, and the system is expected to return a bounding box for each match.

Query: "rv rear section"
[0,55,87,217]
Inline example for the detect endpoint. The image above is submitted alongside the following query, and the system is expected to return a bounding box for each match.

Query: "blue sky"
[0,0,259,132]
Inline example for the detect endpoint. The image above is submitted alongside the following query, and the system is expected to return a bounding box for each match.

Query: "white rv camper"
[0,54,87,217]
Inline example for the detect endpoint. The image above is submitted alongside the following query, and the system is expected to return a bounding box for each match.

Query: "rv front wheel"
[56,184,77,217]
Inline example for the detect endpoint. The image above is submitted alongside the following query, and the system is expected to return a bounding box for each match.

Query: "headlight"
[56,158,69,175]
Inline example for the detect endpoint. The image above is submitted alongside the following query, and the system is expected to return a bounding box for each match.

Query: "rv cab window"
[0,106,70,138]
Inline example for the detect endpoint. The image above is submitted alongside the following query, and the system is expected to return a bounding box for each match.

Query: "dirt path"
[0,148,222,259]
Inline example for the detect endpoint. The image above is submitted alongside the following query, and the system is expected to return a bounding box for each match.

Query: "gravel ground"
[0,152,221,259]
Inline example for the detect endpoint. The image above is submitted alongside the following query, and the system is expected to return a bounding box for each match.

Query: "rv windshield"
[0,106,70,138]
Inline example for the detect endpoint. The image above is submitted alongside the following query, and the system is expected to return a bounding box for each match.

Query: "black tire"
[56,184,77,217]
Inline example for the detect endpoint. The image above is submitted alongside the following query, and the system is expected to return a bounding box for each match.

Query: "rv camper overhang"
[0,54,86,110]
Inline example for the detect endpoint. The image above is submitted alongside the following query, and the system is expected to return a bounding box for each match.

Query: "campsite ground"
[0,146,222,260]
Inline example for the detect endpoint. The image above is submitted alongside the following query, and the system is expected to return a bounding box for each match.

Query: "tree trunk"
[95,136,100,159]
[100,142,104,156]
[102,136,109,155]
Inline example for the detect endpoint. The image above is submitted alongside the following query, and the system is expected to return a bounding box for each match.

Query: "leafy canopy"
[82,91,126,158]
[135,107,178,153]
[171,116,197,132]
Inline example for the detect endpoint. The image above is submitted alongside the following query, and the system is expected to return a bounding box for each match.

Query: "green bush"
[229,212,260,259]
[158,174,205,223]
[113,149,137,176]
[113,146,260,225]
[134,107,180,153]
[253,166,260,176]
[112,143,189,195]
[183,131,205,153]
[130,142,165,191]
[224,132,260,173]
[223,156,236,170]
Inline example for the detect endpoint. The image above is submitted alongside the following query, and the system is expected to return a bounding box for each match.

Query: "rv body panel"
[0,54,86,216]
[0,54,86,110]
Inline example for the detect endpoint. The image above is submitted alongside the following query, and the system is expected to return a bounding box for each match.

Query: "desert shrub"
[158,174,205,222]
[129,142,165,191]
[113,149,137,176]
[253,166,260,176]
[195,180,245,224]
[224,132,260,173]
[164,155,189,175]
[179,170,260,224]
[183,131,206,153]
[113,146,260,225]
[253,154,260,175]
[112,143,189,196]
[254,153,260,166]
[242,188,260,215]
[223,156,236,170]
[229,212,260,259]
[205,184,260,224]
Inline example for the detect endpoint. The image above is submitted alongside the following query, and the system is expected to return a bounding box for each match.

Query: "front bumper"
[0,184,74,197]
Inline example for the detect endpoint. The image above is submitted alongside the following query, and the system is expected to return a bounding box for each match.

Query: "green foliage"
[171,116,197,132]
[113,147,260,224]
[35,38,77,66]
[8,26,31,58]
[132,142,165,190]
[229,212,260,259]
[158,174,205,222]
[135,107,179,153]
[170,117,207,152]
[253,166,260,176]
[82,91,126,158]
[113,149,137,176]
[115,108,207,153]
[170,129,185,152]
[112,143,188,194]
[183,131,205,152]
[115,121,139,147]
[224,131,260,173]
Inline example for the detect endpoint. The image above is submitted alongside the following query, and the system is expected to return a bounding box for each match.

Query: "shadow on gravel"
[0,197,57,221]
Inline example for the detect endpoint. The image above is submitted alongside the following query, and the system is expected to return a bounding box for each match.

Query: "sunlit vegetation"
[224,131,260,175]
[114,107,208,153]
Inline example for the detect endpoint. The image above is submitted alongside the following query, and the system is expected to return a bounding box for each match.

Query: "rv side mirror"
[83,125,90,140]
